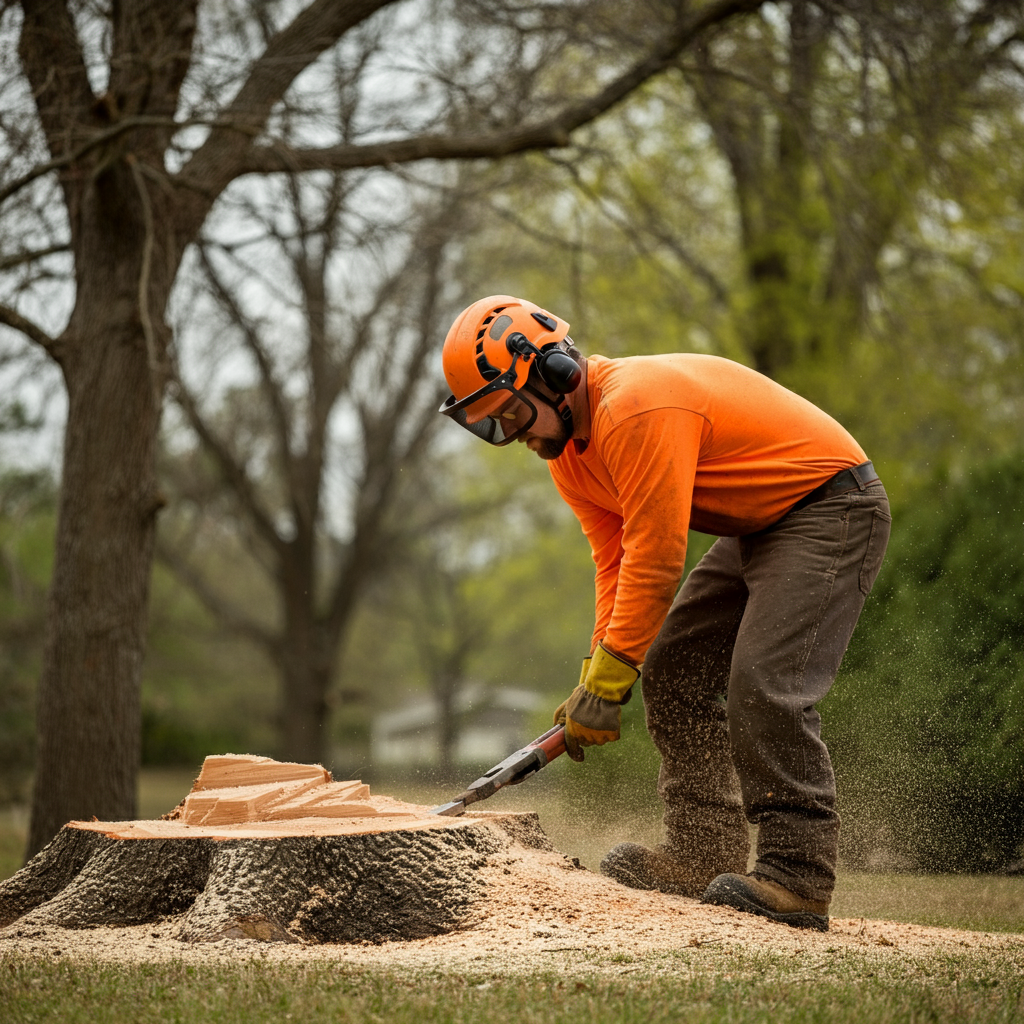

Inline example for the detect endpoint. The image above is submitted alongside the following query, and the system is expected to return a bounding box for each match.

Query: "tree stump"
[0,755,552,944]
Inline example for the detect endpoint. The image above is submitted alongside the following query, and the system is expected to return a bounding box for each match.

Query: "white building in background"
[371,685,544,766]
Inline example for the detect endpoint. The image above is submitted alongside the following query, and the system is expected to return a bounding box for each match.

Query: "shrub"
[828,450,1024,872]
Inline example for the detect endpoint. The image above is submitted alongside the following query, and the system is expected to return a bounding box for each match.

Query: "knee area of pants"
[727,697,791,741]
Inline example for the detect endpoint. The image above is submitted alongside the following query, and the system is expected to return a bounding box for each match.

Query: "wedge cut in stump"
[0,754,551,945]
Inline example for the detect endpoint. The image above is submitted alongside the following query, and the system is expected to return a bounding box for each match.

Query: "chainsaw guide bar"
[429,725,567,816]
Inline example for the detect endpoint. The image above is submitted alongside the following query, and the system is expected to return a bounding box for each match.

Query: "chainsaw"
[429,724,567,816]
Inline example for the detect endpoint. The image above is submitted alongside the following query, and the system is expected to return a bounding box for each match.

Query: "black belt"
[789,461,880,514]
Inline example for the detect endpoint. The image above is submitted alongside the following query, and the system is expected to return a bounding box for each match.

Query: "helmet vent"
[488,314,514,340]
[476,353,501,381]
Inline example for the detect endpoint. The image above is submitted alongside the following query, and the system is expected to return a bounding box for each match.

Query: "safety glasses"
[438,362,539,446]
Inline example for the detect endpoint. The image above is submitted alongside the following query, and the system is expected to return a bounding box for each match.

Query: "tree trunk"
[279,649,334,767]
[434,673,459,779]
[277,559,337,765]
[26,166,170,856]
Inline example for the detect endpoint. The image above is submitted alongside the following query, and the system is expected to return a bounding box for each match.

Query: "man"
[439,295,890,932]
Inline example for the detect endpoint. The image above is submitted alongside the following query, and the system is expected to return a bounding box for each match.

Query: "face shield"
[439,360,540,446]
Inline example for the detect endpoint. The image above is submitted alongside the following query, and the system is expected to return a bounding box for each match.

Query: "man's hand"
[552,645,640,761]
[554,686,623,761]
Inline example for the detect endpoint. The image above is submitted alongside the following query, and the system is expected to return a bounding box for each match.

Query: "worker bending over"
[439,296,890,932]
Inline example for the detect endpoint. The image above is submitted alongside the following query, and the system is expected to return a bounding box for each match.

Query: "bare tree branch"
[179,0,400,193]
[168,374,286,558]
[324,220,450,637]
[0,243,70,272]
[195,240,298,496]
[0,301,59,357]
[544,152,730,305]
[154,536,278,655]
[0,115,207,207]
[206,0,768,182]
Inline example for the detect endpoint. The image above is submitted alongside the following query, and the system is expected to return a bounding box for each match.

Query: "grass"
[831,873,1024,935]
[0,952,1022,1024]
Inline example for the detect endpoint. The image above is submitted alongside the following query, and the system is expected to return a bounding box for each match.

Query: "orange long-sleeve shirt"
[548,354,868,666]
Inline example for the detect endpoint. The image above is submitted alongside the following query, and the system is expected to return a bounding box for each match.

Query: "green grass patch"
[832,872,1024,934]
[1,953,1022,1024]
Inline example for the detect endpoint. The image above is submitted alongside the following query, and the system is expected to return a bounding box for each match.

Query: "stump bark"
[0,755,553,944]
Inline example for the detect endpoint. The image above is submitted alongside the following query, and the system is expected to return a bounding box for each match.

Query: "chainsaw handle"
[530,724,567,763]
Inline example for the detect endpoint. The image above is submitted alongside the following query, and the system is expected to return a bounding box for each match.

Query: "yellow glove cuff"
[578,657,592,689]
[584,643,639,703]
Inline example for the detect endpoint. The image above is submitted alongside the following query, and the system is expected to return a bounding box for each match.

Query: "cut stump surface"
[0,754,551,944]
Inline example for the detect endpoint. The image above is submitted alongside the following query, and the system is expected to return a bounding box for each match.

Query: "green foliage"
[827,450,1024,872]
[0,471,53,804]
[462,5,1024,495]
[142,561,278,765]
[339,441,597,769]
[140,708,253,769]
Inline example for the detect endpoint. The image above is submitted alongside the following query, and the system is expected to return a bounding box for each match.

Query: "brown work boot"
[700,872,829,932]
[599,843,710,898]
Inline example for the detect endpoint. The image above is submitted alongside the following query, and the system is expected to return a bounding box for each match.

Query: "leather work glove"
[552,644,639,762]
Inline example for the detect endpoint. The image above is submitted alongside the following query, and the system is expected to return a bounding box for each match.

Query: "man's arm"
[597,408,705,665]
[587,509,625,654]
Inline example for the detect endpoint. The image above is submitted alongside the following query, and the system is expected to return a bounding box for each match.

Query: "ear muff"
[537,348,582,394]
[506,333,582,394]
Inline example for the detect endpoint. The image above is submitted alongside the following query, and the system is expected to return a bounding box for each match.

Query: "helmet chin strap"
[523,381,574,439]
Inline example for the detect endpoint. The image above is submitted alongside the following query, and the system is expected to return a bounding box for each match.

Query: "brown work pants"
[641,483,890,902]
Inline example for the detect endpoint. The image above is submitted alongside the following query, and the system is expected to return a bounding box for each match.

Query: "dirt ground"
[2,834,1021,976]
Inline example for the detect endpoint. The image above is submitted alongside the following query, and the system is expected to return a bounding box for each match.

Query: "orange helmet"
[439,295,582,445]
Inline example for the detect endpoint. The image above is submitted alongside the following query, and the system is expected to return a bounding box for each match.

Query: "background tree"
[685,0,1024,376]
[360,441,595,776]
[465,0,1024,479]
[160,166,466,766]
[394,515,497,778]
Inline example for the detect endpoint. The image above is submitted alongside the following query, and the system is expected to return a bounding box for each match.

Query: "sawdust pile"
[2,821,1020,974]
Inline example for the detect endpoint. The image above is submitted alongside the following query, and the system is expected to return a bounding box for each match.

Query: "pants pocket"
[859,508,891,595]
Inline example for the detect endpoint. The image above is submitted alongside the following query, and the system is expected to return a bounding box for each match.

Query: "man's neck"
[568,357,591,440]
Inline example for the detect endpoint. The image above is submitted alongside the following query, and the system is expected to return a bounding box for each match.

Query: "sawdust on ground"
[2,839,1021,975]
